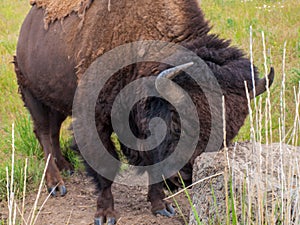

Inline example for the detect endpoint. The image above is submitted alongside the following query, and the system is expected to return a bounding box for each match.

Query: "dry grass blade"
[108,0,111,11]
[164,172,224,200]
[9,123,15,225]
[28,154,51,225]
[222,96,231,225]
[21,158,28,225]
[66,209,74,225]
[6,123,16,225]
[32,184,58,225]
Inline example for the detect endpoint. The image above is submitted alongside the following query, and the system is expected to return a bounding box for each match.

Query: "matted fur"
[30,0,94,28]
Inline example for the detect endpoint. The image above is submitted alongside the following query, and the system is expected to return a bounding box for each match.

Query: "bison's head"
[155,62,275,101]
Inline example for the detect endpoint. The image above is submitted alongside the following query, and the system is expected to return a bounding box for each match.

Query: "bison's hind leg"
[49,111,74,174]
[17,84,71,196]
[14,57,73,196]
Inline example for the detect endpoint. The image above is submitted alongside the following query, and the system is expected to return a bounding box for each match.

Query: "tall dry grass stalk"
[228,27,300,225]
[222,96,230,225]
[6,123,52,225]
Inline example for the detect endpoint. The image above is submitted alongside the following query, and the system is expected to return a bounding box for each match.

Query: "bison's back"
[15,0,182,113]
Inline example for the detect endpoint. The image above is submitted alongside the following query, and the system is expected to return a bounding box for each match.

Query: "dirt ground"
[2,172,191,225]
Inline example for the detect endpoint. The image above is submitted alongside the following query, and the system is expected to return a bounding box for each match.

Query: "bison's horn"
[155,62,194,90]
[155,62,194,103]
[156,62,194,80]
[155,62,194,101]
[249,67,275,99]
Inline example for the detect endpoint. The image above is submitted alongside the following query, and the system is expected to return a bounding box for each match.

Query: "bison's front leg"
[91,133,119,225]
[148,182,175,217]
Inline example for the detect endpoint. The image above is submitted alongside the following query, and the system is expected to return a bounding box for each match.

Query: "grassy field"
[0,0,299,221]
[199,0,300,142]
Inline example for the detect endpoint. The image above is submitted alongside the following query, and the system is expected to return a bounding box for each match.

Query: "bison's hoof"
[47,185,67,197]
[155,204,175,217]
[107,218,116,225]
[94,217,104,225]
[94,217,116,225]
[47,187,57,197]
[59,185,67,196]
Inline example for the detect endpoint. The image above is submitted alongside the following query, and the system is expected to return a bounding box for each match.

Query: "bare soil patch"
[6,172,190,224]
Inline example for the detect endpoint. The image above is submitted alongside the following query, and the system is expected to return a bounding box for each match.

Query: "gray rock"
[189,142,300,225]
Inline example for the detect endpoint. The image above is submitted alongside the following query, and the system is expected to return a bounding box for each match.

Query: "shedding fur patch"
[31,0,93,29]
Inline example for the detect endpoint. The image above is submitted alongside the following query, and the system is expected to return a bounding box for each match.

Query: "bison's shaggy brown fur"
[15,0,274,224]
[31,0,93,27]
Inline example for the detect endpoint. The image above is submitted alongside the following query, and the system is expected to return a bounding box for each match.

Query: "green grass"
[199,0,300,142]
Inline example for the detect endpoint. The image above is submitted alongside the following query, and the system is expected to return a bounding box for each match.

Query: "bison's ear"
[249,67,275,99]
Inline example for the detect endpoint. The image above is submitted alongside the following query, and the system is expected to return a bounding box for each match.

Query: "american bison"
[14,0,274,224]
